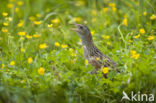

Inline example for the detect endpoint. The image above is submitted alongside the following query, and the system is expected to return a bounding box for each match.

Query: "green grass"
[0,0,156,103]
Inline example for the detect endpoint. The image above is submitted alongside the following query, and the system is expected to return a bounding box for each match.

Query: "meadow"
[0,0,156,103]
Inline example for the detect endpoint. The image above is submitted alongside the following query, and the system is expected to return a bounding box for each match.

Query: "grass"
[0,0,156,103]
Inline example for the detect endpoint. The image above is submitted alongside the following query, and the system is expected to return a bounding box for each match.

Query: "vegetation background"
[0,0,156,103]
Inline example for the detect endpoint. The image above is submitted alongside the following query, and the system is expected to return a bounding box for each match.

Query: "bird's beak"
[71,23,79,32]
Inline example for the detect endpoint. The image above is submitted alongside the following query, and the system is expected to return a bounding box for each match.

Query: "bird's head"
[71,23,91,39]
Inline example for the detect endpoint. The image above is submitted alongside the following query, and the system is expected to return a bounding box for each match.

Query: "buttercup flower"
[36,13,41,18]
[102,67,109,74]
[15,7,19,12]
[143,12,147,16]
[103,8,108,13]
[10,61,15,66]
[1,28,8,33]
[150,14,156,20]
[28,57,33,64]
[91,30,95,35]
[3,22,8,26]
[7,3,14,8]
[29,16,36,21]
[17,1,24,6]
[38,67,45,75]
[39,43,47,49]
[139,28,145,34]
[51,18,60,24]
[48,24,53,28]
[147,36,155,40]
[26,35,32,39]
[134,34,140,39]
[85,59,88,65]
[73,17,82,22]
[18,32,26,36]
[61,44,68,48]
[17,20,24,27]
[130,50,140,59]
[122,18,128,26]
[107,42,111,45]
[34,21,41,25]
[2,64,5,69]
[96,57,100,61]
[2,12,8,17]
[75,1,85,6]
[102,35,110,39]
[55,42,60,47]
[33,33,40,38]
[21,48,25,52]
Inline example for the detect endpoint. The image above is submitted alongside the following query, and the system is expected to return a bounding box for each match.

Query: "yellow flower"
[38,67,45,75]
[69,48,74,52]
[122,18,128,26]
[36,13,41,18]
[5,17,12,21]
[33,33,40,38]
[143,12,147,16]
[26,35,32,39]
[112,7,117,12]
[71,52,76,57]
[102,67,109,74]
[91,30,95,35]
[103,7,108,13]
[28,57,33,64]
[2,64,5,69]
[147,36,155,40]
[73,17,82,22]
[10,61,15,66]
[102,35,110,39]
[48,24,53,28]
[21,48,25,52]
[29,16,36,21]
[9,0,15,2]
[109,3,116,7]
[91,10,97,16]
[55,42,60,47]
[134,34,140,39]
[75,1,85,6]
[139,28,145,34]
[106,42,111,45]
[96,57,100,61]
[91,18,96,23]
[17,1,24,6]
[3,22,9,26]
[7,3,14,8]
[1,28,8,33]
[129,40,133,43]
[39,43,47,49]
[51,18,60,24]
[150,14,156,20]
[17,20,24,27]
[18,32,26,36]
[61,44,68,48]
[15,7,19,12]
[130,50,140,59]
[2,12,8,17]
[34,21,41,25]
[85,59,88,65]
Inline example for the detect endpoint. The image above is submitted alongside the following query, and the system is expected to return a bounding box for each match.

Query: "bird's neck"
[81,34,95,50]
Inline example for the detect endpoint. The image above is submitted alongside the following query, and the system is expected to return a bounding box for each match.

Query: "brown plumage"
[71,23,118,74]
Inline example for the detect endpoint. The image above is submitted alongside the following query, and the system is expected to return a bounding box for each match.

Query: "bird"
[71,23,119,76]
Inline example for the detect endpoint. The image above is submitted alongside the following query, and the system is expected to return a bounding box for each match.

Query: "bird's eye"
[80,26,83,29]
